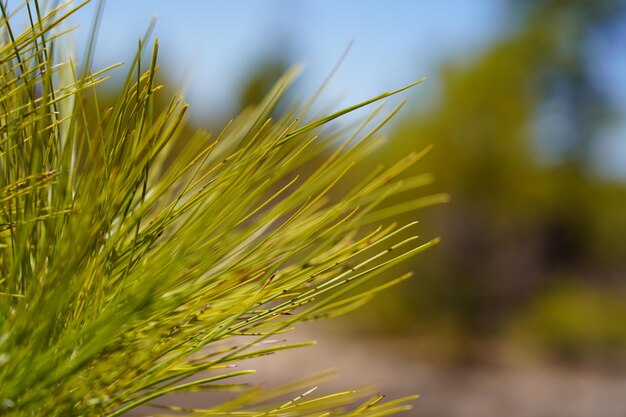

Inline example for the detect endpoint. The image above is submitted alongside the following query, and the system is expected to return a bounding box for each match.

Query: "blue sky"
[67,0,508,119]
[6,0,625,178]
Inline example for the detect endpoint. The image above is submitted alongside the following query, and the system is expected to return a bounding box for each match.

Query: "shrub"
[510,280,626,362]
[0,1,439,415]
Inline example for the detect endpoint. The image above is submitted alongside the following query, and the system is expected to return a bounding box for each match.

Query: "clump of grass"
[0,1,441,416]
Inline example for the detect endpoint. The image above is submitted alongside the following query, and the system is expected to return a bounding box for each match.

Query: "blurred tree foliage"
[237,56,289,110]
[361,0,626,362]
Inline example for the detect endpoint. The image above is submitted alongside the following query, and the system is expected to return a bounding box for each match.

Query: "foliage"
[360,0,626,362]
[509,279,626,362]
[0,1,439,416]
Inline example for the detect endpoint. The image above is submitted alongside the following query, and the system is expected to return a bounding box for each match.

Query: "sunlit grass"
[0,1,442,416]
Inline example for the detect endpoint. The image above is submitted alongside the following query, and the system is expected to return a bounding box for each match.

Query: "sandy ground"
[129,323,626,417]
[246,325,626,417]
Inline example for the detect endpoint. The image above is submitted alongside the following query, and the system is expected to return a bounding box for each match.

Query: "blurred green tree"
[369,0,626,362]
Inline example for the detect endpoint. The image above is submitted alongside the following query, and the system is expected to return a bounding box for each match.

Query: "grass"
[0,1,442,415]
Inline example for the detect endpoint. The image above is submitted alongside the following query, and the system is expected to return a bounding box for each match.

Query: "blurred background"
[70,1,626,416]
